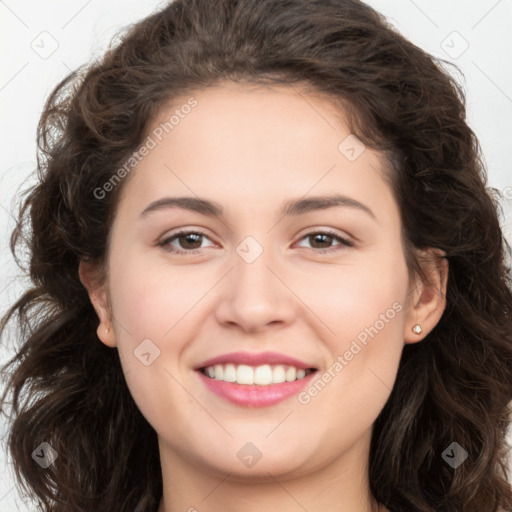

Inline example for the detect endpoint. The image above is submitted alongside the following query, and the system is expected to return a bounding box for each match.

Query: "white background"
[1,1,511,510]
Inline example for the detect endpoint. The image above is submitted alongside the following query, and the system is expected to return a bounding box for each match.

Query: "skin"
[80,81,448,512]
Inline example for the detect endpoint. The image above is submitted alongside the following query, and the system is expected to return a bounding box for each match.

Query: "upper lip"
[195,351,317,370]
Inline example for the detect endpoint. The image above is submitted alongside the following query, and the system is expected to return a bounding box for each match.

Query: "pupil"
[181,233,201,249]
[312,234,331,248]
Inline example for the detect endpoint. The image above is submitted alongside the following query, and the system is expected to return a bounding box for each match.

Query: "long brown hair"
[1,1,512,511]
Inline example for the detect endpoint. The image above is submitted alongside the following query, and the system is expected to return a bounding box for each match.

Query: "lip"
[197,370,317,408]
[194,351,316,370]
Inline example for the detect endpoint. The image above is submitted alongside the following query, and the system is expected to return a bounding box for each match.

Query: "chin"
[191,440,316,481]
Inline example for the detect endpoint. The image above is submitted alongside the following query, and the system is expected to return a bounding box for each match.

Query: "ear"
[79,260,117,348]
[403,248,449,344]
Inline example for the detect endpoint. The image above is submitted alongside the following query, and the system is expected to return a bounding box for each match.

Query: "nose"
[214,241,296,334]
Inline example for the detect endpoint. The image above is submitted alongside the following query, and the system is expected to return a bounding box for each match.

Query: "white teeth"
[214,364,224,380]
[224,363,237,383]
[202,363,313,385]
[237,364,254,385]
[285,366,296,382]
[272,365,286,383]
[254,364,272,386]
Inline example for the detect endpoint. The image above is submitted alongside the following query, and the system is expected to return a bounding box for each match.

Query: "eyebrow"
[139,194,377,221]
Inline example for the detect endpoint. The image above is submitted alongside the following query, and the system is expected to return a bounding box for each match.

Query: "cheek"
[291,248,409,350]
[295,249,408,417]
[106,250,216,395]
[106,252,200,429]
[108,249,209,341]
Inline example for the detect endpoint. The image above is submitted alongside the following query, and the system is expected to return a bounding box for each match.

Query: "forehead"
[116,82,397,225]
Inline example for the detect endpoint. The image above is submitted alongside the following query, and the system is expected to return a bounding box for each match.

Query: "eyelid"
[158,228,215,253]
[295,226,354,244]
[158,226,355,255]
[293,228,354,252]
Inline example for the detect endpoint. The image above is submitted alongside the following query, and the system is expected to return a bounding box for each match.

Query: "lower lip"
[197,370,316,408]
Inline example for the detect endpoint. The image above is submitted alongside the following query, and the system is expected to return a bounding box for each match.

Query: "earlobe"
[95,323,116,348]
[78,261,117,348]
[403,248,449,344]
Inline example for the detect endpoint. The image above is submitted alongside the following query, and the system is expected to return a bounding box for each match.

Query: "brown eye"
[158,230,214,254]
[296,230,354,253]
[308,233,334,249]
[175,233,203,250]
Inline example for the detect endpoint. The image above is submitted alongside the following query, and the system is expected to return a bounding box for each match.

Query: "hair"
[1,0,511,511]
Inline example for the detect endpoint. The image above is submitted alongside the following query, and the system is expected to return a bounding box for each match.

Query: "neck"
[156,429,386,512]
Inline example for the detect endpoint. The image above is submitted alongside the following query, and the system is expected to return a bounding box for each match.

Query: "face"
[82,81,444,480]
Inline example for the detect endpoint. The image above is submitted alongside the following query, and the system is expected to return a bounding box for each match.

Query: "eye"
[158,228,354,255]
[158,230,215,254]
[294,229,354,253]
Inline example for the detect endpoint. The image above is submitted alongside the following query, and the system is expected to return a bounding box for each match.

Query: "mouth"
[194,352,319,407]
[198,363,317,385]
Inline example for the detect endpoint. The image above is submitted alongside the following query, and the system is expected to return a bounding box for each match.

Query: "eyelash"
[158,229,354,255]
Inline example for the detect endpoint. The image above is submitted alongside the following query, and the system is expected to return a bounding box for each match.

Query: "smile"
[200,363,316,385]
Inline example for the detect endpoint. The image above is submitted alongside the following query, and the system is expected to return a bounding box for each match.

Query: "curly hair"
[1,0,512,511]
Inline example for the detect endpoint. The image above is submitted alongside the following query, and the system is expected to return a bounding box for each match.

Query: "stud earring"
[412,324,423,335]
[106,328,110,334]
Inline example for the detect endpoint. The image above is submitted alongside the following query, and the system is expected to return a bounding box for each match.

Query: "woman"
[1,0,511,511]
